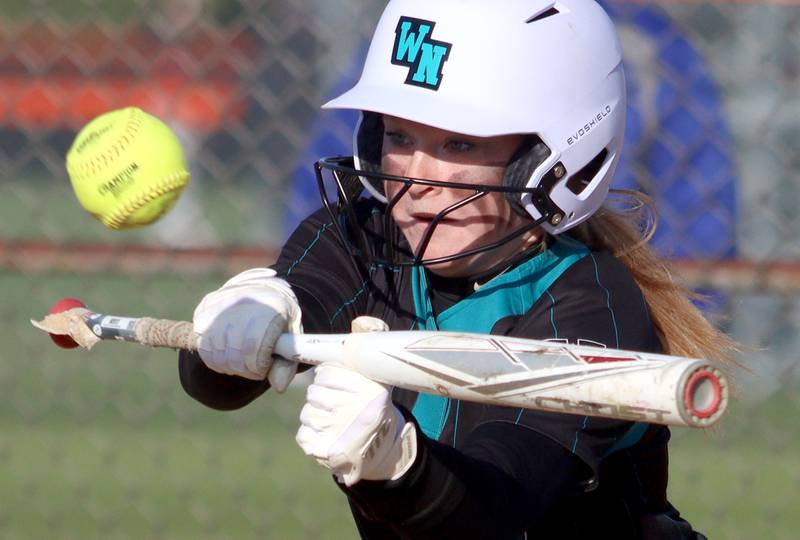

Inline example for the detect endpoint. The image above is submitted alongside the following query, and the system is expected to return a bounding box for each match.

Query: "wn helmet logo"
[392,17,452,90]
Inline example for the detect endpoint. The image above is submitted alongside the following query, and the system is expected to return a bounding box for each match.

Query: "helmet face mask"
[317,0,627,270]
[315,155,551,269]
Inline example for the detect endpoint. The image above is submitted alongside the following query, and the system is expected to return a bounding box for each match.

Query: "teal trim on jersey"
[411,267,436,330]
[589,252,620,347]
[329,277,371,326]
[413,392,453,442]
[603,422,649,457]
[436,241,589,332]
[410,267,451,439]
[410,240,590,441]
[285,222,332,276]
[545,291,559,338]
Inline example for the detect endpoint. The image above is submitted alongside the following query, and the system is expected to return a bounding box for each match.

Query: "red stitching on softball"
[69,108,143,178]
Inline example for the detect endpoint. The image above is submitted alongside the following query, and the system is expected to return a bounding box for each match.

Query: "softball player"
[180,0,734,537]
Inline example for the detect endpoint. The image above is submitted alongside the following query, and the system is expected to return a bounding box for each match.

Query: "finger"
[197,334,234,374]
[222,268,277,288]
[192,295,219,332]
[192,293,237,332]
[313,364,378,390]
[351,316,389,333]
[268,358,297,393]
[295,425,335,459]
[298,402,337,432]
[305,383,354,411]
[295,425,318,454]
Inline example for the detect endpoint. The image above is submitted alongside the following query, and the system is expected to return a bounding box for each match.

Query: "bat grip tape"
[135,317,198,350]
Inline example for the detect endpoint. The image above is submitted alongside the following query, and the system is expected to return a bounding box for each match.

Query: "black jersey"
[179,202,704,539]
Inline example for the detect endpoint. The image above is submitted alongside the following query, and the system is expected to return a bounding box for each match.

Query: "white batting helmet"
[323,0,626,235]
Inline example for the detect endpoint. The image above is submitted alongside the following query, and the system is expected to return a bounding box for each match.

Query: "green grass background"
[2,271,798,539]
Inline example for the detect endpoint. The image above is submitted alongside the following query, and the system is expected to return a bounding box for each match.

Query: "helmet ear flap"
[355,111,386,199]
[356,112,384,173]
[502,136,551,216]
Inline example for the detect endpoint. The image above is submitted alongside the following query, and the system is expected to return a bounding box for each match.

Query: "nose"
[404,150,441,199]
[404,149,438,179]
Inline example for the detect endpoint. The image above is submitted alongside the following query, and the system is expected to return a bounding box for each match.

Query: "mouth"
[409,213,458,225]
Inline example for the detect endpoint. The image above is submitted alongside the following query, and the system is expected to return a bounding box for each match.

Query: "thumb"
[268,358,298,393]
[351,316,389,334]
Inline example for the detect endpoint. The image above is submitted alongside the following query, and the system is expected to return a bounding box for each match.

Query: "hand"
[295,317,417,486]
[192,268,302,390]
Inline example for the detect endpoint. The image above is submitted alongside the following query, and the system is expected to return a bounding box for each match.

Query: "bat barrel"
[343,331,731,428]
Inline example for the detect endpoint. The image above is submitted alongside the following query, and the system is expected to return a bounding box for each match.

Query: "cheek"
[381,155,405,200]
[383,181,397,201]
[471,192,517,225]
[384,180,409,207]
[381,153,405,177]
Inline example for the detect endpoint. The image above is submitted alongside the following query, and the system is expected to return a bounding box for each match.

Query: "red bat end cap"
[48,297,87,349]
[684,368,724,420]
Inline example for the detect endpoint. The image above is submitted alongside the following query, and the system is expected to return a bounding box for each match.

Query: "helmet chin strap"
[409,212,547,269]
[423,225,547,286]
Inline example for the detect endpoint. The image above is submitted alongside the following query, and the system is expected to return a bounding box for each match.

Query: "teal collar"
[412,239,589,334]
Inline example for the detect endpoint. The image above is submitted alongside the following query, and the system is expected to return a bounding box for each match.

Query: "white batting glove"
[193,268,302,390]
[295,316,418,487]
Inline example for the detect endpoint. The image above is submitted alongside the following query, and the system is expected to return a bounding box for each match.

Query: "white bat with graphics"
[32,301,728,428]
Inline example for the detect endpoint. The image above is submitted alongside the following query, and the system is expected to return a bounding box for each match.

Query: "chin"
[420,238,527,278]
[423,261,469,277]
[420,251,488,278]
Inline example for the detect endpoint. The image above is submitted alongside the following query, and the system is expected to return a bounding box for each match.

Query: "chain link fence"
[1,1,798,538]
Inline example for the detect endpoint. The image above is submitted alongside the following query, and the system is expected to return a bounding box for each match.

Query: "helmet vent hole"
[566,148,608,195]
[526,7,561,23]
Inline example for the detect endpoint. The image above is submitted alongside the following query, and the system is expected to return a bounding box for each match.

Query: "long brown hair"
[567,190,739,366]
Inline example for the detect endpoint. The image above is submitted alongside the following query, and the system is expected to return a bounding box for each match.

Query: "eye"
[445,139,474,153]
[384,131,411,147]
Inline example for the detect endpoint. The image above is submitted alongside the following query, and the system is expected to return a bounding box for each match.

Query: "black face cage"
[313,156,561,269]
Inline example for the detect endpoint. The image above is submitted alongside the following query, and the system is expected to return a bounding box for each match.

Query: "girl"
[181,1,736,537]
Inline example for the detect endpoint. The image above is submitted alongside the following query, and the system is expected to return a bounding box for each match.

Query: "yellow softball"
[65,107,190,230]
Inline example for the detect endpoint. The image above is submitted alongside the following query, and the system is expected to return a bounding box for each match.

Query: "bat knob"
[48,298,87,349]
